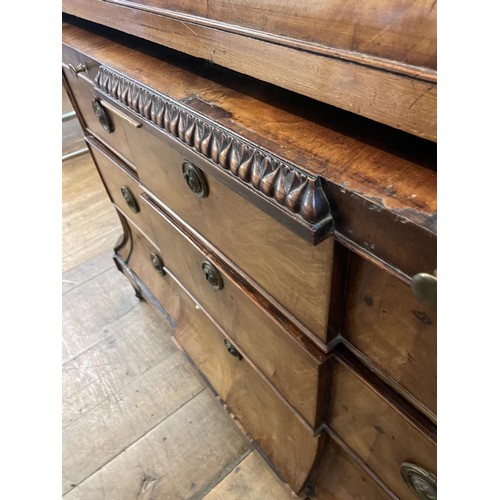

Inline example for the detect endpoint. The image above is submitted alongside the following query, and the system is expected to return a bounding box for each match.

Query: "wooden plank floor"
[62,146,300,498]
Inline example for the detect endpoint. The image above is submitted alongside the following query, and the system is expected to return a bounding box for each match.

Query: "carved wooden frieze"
[95,65,332,227]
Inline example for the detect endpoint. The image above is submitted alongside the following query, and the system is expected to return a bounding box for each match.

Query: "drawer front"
[87,139,153,240]
[90,92,334,343]
[343,254,437,418]
[62,59,137,168]
[172,282,320,494]
[120,223,320,494]
[312,436,391,499]
[139,192,322,429]
[328,357,436,499]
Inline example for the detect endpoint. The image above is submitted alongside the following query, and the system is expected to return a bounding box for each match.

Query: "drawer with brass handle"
[136,186,327,430]
[116,221,321,494]
[342,253,437,420]
[327,347,436,500]
[62,47,138,169]
[86,137,155,243]
[87,76,336,347]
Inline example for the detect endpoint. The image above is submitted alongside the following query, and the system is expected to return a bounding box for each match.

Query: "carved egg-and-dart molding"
[95,66,332,227]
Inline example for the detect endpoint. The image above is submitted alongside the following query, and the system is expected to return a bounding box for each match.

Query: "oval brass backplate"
[92,99,114,134]
[202,260,223,290]
[182,161,208,198]
[400,462,437,500]
[120,186,140,214]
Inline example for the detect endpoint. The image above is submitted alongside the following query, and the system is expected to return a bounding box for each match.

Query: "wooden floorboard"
[63,390,250,500]
[62,153,121,273]
[62,266,138,364]
[202,451,297,500]
[63,301,177,429]
[62,142,298,499]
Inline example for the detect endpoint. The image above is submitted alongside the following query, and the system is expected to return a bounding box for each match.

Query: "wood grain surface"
[87,132,335,343]
[62,18,436,278]
[64,389,250,498]
[327,358,436,499]
[169,271,321,494]
[62,267,138,364]
[113,221,321,493]
[61,6,436,140]
[122,202,326,429]
[112,0,437,70]
[63,59,137,167]
[310,436,393,499]
[343,253,437,420]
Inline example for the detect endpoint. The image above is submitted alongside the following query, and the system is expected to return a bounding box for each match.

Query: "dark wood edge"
[332,343,437,443]
[94,65,334,232]
[102,0,436,83]
[327,241,351,339]
[334,231,413,284]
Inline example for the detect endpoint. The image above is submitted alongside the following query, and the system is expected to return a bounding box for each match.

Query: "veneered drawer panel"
[312,436,391,499]
[140,193,323,429]
[119,223,320,494]
[343,253,436,419]
[89,91,334,343]
[62,59,137,168]
[86,138,154,242]
[328,353,436,500]
[172,282,320,494]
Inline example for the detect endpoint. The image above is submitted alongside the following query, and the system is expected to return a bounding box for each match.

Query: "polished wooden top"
[62,1,437,140]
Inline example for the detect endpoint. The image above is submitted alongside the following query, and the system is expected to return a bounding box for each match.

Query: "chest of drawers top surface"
[62,0,437,141]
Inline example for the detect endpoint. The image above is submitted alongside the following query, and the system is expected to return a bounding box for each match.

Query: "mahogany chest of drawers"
[62,5,437,498]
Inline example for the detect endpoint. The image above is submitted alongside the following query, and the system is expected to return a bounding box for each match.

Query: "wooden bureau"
[62,5,437,498]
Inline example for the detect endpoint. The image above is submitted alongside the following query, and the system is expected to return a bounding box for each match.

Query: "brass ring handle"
[224,339,242,360]
[182,161,208,198]
[411,270,437,309]
[120,186,140,214]
[68,63,88,78]
[150,253,166,276]
[202,261,223,290]
[92,99,114,134]
[400,462,436,500]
